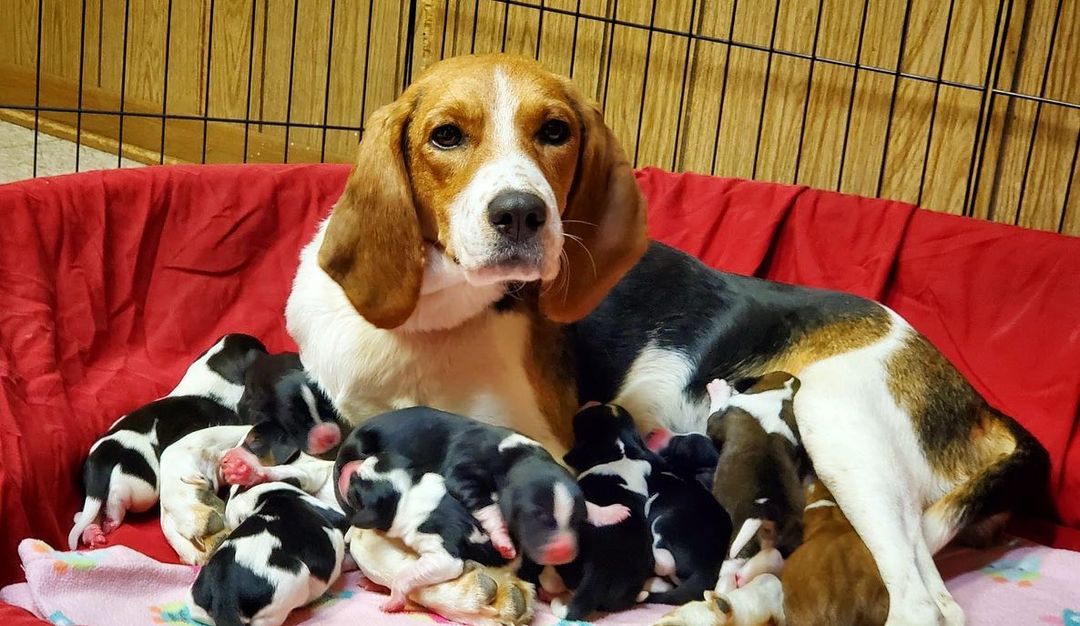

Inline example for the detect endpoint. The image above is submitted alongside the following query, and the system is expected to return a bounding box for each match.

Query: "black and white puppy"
[541,402,655,621]
[337,451,508,611]
[642,449,730,606]
[649,431,719,493]
[68,333,266,549]
[707,373,806,593]
[188,480,347,626]
[222,352,347,486]
[334,406,627,568]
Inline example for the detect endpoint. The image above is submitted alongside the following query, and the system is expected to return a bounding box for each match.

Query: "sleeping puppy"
[188,481,347,626]
[649,431,720,493]
[334,406,627,567]
[159,425,253,564]
[644,447,731,605]
[782,480,888,626]
[652,574,786,626]
[68,333,266,549]
[544,402,655,621]
[221,352,348,487]
[337,452,509,611]
[707,374,806,593]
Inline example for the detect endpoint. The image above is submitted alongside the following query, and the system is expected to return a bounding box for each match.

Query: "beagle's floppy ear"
[540,97,648,323]
[318,95,425,329]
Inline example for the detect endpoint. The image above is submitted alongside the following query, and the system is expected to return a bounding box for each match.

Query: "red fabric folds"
[0,164,1076,602]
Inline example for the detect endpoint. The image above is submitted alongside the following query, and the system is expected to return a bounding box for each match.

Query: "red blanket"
[1,165,1077,605]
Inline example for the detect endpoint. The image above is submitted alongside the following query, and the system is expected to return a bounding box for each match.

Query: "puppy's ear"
[318,94,425,329]
[540,93,648,323]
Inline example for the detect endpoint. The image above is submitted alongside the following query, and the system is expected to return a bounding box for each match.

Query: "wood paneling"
[2,0,1078,235]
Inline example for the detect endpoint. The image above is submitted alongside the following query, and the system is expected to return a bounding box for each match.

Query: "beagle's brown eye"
[431,124,464,149]
[538,119,571,146]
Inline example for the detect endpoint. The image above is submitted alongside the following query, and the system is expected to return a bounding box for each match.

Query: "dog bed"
[1,164,1078,625]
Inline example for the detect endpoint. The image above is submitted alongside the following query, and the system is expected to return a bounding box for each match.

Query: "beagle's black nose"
[487,190,546,242]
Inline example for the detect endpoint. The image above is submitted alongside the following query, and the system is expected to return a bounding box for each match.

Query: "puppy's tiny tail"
[68,497,102,550]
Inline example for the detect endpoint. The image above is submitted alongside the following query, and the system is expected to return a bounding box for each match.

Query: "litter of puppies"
[69,335,856,626]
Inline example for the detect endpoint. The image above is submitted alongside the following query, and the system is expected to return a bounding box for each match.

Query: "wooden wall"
[2,0,1078,235]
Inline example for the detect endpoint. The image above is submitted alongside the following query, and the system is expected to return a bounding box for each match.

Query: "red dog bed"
[1,165,1078,623]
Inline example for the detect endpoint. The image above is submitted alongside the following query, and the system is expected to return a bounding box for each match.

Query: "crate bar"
[116,0,131,168]
[709,0,739,176]
[916,0,958,206]
[835,0,871,191]
[792,0,825,185]
[32,0,43,177]
[241,0,256,162]
[283,0,300,162]
[1058,129,1080,233]
[750,0,782,179]
[875,0,915,198]
[670,0,699,172]
[631,0,659,167]
[160,0,175,164]
[75,0,88,172]
[320,0,338,162]
[201,0,217,164]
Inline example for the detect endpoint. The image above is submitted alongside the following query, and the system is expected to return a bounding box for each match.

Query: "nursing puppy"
[547,402,655,620]
[644,447,730,605]
[334,406,626,567]
[337,452,509,611]
[650,431,719,493]
[222,351,347,486]
[782,480,888,626]
[707,374,805,593]
[159,425,253,564]
[189,481,347,626]
[68,333,266,549]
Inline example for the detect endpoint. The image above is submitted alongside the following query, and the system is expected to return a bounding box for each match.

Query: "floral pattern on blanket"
[2,538,1079,626]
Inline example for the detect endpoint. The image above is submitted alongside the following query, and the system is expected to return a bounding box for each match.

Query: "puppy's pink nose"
[541,534,577,565]
[337,460,364,501]
[308,423,341,454]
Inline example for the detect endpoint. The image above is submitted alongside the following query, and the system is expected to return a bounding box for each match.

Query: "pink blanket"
[2,538,1078,625]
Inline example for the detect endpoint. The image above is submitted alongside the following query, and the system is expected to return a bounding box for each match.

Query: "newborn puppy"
[545,402,655,621]
[652,432,720,493]
[189,481,347,626]
[68,333,265,549]
[782,480,887,626]
[159,425,252,564]
[334,406,626,567]
[654,574,787,626]
[644,456,731,605]
[231,352,347,471]
[707,373,806,593]
[338,452,509,611]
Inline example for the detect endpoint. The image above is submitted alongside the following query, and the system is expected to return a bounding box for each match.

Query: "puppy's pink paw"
[645,428,673,452]
[220,447,266,486]
[100,518,119,534]
[82,524,107,548]
[491,533,517,559]
[707,378,732,412]
[586,502,631,527]
[307,423,341,455]
[381,591,407,613]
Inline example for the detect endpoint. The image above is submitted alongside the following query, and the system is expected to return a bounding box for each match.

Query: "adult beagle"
[287,53,1047,626]
[286,54,646,457]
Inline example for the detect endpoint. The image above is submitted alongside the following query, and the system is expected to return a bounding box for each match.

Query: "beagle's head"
[319,54,648,329]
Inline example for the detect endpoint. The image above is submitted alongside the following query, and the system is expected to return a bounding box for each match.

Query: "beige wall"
[2,0,1078,235]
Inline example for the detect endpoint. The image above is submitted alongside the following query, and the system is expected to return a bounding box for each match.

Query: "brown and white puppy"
[652,574,786,626]
[286,53,647,456]
[707,373,805,593]
[782,479,888,626]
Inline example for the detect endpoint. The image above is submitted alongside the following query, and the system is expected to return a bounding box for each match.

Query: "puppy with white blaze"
[707,373,806,593]
[188,481,347,626]
[336,451,510,612]
[69,333,266,549]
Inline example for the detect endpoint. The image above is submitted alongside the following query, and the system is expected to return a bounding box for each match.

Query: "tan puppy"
[653,574,786,626]
[782,480,888,626]
[346,527,535,626]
